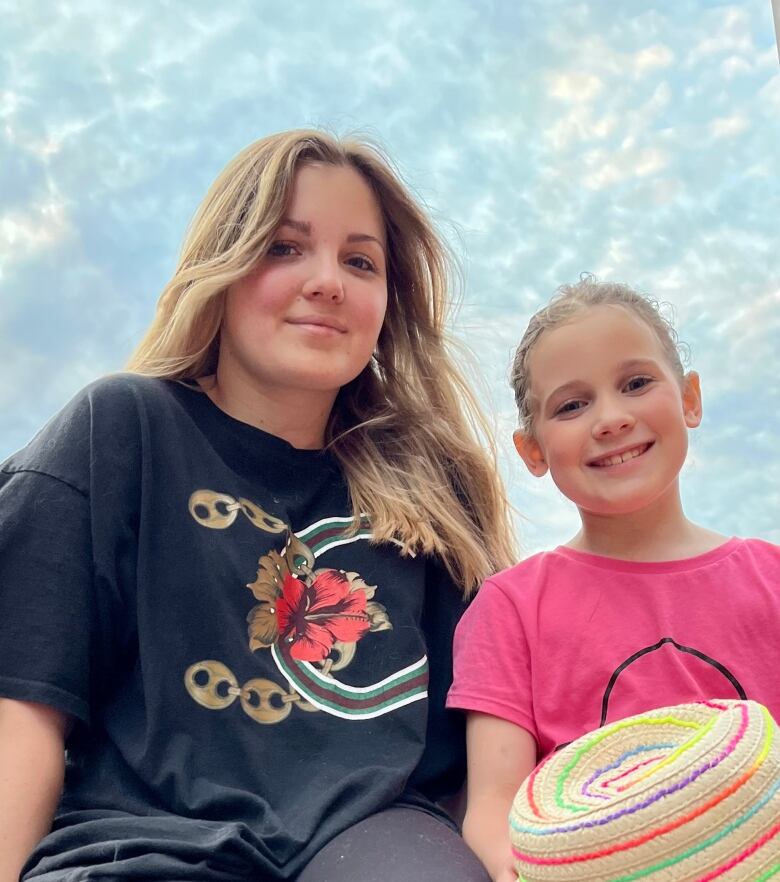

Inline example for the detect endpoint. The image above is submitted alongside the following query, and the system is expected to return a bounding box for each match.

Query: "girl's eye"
[624,375,653,393]
[554,399,586,417]
[267,241,298,257]
[347,255,377,273]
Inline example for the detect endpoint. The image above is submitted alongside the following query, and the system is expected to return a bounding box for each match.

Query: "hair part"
[128,129,516,593]
[510,275,688,435]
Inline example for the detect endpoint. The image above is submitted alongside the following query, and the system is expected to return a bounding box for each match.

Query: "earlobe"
[682,371,703,428]
[513,430,549,478]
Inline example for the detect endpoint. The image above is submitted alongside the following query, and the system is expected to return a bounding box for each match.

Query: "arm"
[462,712,537,882]
[0,699,68,882]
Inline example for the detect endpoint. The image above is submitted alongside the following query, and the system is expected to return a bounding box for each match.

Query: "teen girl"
[447,278,780,882]
[0,131,515,882]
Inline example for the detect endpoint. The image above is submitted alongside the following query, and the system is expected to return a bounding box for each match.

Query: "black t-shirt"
[0,375,467,881]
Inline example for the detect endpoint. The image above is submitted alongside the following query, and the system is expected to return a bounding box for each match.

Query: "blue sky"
[1,0,778,554]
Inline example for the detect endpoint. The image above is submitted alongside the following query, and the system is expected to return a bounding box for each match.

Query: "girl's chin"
[576,492,662,518]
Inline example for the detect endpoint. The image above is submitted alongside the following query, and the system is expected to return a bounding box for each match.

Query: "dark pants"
[296,807,490,882]
[26,807,490,882]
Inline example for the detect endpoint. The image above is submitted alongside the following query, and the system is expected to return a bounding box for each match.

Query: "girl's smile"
[586,440,654,469]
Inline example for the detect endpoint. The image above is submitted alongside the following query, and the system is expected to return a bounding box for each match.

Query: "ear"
[513,430,549,478]
[682,371,702,428]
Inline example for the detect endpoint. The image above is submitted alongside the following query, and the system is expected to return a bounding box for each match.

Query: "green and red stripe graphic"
[273,515,428,719]
[272,643,428,719]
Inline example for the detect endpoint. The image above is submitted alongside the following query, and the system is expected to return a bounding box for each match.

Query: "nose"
[301,256,344,304]
[591,398,636,439]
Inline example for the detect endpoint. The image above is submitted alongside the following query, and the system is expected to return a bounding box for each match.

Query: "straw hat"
[509,700,780,881]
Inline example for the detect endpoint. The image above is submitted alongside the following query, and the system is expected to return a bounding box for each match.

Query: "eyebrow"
[540,381,586,410]
[279,218,311,235]
[616,357,661,372]
[278,218,386,254]
[346,232,386,253]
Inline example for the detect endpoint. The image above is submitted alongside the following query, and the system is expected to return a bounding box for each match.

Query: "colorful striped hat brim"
[509,700,780,881]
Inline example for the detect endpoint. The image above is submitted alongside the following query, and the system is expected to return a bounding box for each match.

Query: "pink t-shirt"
[447,538,780,760]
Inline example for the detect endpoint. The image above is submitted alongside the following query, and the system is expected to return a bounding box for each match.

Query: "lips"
[286,315,347,333]
[588,442,653,468]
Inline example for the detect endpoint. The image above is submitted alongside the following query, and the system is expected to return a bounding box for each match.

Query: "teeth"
[593,444,648,467]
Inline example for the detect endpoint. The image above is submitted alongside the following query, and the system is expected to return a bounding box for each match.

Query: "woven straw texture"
[509,700,780,881]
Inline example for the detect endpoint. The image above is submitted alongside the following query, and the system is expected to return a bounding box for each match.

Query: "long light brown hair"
[128,130,516,593]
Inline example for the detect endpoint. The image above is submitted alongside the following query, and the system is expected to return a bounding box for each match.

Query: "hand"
[495,863,517,882]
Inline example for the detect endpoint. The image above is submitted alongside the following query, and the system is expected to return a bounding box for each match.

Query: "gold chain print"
[184,490,391,725]
[185,660,318,724]
[189,490,288,534]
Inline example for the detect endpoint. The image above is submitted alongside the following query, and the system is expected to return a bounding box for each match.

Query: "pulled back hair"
[128,130,516,593]
[510,275,687,435]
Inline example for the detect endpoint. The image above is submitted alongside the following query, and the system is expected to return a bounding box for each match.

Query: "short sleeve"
[0,469,94,720]
[0,379,141,724]
[446,577,537,742]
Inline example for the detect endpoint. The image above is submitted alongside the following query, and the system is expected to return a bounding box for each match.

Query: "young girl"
[0,131,515,882]
[447,278,780,882]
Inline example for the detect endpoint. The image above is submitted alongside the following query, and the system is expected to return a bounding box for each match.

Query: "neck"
[199,372,336,450]
[569,484,727,561]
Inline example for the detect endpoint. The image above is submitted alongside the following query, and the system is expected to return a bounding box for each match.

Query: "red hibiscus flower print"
[276,570,370,662]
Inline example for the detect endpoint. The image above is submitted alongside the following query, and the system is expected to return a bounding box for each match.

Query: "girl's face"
[218,162,388,413]
[514,305,702,518]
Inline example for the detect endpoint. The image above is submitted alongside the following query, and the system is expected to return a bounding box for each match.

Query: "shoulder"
[731,537,780,567]
[1,374,175,491]
[7,373,174,448]
[455,552,552,632]
[477,551,557,602]
[80,372,182,414]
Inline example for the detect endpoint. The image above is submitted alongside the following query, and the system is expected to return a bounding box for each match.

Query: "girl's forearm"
[462,798,516,882]
[0,700,67,882]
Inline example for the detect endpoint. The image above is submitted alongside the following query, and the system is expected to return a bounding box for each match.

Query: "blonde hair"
[510,275,687,435]
[128,130,515,593]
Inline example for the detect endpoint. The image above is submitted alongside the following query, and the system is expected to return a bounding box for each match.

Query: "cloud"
[687,6,755,63]
[713,287,780,367]
[582,145,670,190]
[548,72,604,102]
[709,113,750,138]
[635,44,675,73]
[1,0,777,555]
[758,72,780,115]
[0,196,70,274]
[720,55,753,78]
